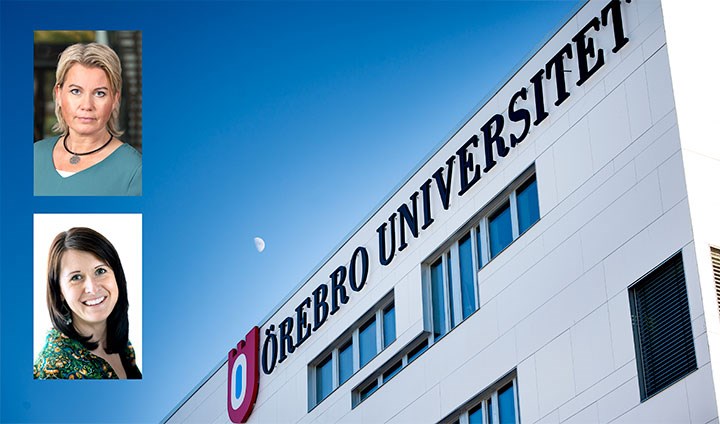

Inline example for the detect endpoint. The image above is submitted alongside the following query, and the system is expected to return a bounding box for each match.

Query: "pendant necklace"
[63,133,113,165]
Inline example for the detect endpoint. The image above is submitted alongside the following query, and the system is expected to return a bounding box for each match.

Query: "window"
[429,232,480,339]
[516,175,539,234]
[338,340,353,385]
[315,355,333,403]
[352,335,430,408]
[382,360,402,383]
[468,403,483,424]
[443,375,519,424]
[428,171,538,343]
[629,252,697,401]
[488,201,512,258]
[383,304,396,348]
[458,233,477,320]
[430,258,449,340]
[485,174,539,261]
[359,380,378,401]
[309,295,396,409]
[359,317,377,368]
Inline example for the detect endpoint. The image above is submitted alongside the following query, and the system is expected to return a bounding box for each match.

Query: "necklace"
[63,133,113,165]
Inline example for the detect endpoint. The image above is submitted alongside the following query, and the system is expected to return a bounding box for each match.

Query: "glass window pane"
[489,202,512,258]
[408,339,428,363]
[459,233,477,320]
[382,360,402,383]
[316,355,333,403]
[338,341,353,385]
[447,252,456,328]
[476,225,484,268]
[359,317,377,368]
[469,402,484,424]
[498,383,516,424]
[383,304,396,348]
[430,259,447,339]
[517,177,539,234]
[360,379,378,401]
[487,398,493,424]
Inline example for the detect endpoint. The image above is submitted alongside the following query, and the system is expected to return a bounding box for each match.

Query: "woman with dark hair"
[33,227,141,379]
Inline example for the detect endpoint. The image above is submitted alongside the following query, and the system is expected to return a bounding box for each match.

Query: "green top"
[33,328,141,379]
[34,136,142,196]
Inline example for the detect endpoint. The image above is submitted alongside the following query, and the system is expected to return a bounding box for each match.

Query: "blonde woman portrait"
[34,40,142,196]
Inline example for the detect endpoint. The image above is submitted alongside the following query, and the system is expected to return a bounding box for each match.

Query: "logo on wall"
[227,327,260,423]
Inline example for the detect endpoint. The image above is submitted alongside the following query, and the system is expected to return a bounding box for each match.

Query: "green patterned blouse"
[34,328,141,379]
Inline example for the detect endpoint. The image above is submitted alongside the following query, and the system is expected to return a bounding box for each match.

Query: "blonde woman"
[34,43,142,196]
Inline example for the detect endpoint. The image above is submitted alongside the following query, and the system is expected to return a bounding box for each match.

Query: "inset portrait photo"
[33,214,142,379]
[34,31,142,196]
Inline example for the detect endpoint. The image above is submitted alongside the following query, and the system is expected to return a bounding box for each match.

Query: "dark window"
[459,233,477,320]
[316,355,333,402]
[488,202,512,258]
[383,304,396,348]
[476,225,484,268]
[629,252,697,400]
[408,339,429,364]
[430,259,447,340]
[382,360,402,383]
[516,176,539,234]
[310,296,395,409]
[359,380,378,401]
[498,382,516,424]
[359,317,377,368]
[469,403,484,424]
[338,340,353,385]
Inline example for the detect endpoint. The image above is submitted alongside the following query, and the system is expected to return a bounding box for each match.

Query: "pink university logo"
[227,327,260,423]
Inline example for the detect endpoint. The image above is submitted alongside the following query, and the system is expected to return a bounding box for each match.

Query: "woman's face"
[59,249,119,329]
[56,64,119,140]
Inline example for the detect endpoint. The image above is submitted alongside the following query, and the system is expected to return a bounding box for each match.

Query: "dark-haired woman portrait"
[33,227,141,379]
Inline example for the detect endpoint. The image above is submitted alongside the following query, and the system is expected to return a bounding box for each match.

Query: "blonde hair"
[52,43,124,137]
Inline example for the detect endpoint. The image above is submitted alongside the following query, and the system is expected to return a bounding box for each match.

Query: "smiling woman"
[33,227,142,380]
[33,42,142,196]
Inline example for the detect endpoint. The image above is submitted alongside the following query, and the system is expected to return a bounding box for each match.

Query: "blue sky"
[1,1,581,422]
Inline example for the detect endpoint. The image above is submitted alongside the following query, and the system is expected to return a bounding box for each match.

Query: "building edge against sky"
[166,0,720,422]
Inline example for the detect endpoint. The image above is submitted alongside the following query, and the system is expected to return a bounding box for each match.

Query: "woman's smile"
[82,295,107,307]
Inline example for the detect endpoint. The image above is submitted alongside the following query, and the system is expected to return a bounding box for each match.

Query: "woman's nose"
[84,276,98,293]
[80,94,94,110]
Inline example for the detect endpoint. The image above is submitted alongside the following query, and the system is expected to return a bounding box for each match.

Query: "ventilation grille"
[712,247,720,316]
[630,252,697,400]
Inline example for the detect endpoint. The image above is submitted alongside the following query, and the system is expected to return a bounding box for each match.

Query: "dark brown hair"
[46,227,130,356]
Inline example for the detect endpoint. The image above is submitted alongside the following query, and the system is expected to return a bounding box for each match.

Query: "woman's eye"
[95,91,106,98]
[69,88,80,95]
[70,274,83,282]
[96,268,107,276]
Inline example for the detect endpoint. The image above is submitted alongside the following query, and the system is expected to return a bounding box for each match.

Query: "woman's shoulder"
[34,136,60,153]
[124,339,142,379]
[33,329,109,379]
[33,329,78,379]
[114,142,142,164]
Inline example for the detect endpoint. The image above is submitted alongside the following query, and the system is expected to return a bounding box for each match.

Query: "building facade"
[166,0,720,422]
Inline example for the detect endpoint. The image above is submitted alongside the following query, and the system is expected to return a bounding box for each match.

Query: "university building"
[166,0,720,422]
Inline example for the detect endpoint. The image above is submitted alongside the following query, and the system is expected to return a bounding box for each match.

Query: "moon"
[254,237,265,253]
